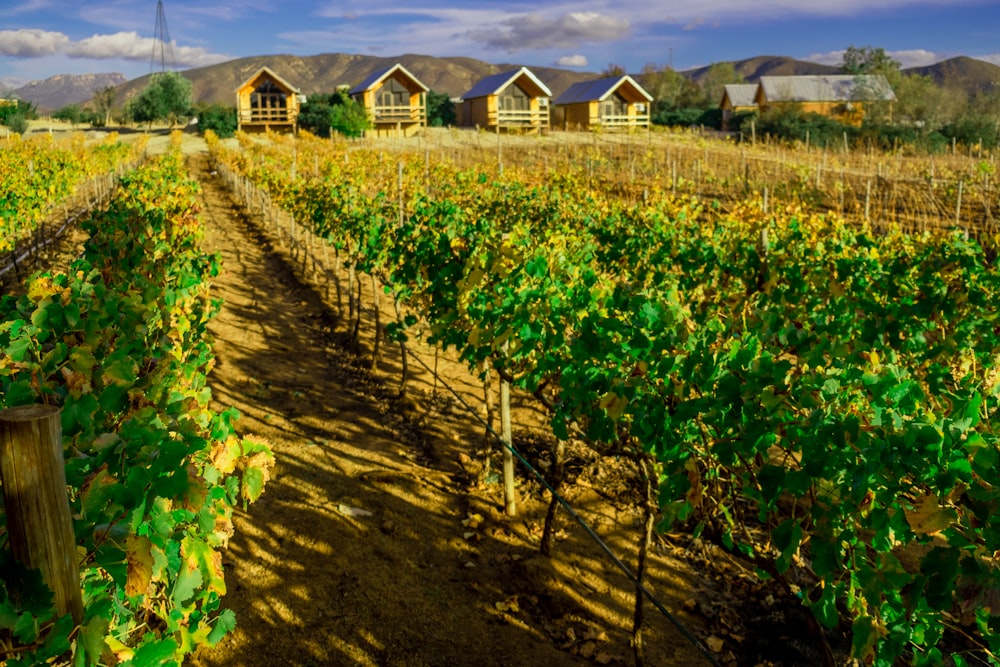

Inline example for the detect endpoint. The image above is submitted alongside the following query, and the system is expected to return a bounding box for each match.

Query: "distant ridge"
[110,53,599,108]
[906,56,1000,94]
[14,53,1000,112]
[13,73,127,111]
[684,55,840,84]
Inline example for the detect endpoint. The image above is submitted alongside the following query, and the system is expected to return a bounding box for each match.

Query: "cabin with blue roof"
[349,63,428,138]
[458,67,551,133]
[551,75,653,131]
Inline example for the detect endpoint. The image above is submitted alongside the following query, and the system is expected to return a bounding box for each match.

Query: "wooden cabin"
[235,66,302,134]
[551,75,653,131]
[720,84,758,130]
[754,75,895,125]
[349,63,428,138]
[459,67,551,133]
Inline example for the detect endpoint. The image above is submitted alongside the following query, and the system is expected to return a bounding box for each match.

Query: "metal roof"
[553,75,653,106]
[461,67,552,100]
[758,75,896,103]
[721,84,758,108]
[235,66,300,94]
[349,63,429,96]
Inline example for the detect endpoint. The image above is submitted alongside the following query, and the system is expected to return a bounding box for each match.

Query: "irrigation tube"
[403,345,723,667]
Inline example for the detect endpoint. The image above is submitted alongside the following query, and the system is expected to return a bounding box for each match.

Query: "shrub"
[196,104,238,138]
[5,113,28,134]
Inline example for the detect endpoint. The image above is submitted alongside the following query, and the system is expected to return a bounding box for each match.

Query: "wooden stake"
[0,405,83,624]
[500,369,516,517]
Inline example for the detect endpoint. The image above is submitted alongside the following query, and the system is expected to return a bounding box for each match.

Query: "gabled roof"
[235,66,300,94]
[349,63,429,96]
[721,84,758,108]
[461,67,552,100]
[553,75,653,106]
[757,75,896,103]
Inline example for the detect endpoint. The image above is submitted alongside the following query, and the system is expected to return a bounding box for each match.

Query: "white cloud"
[0,28,230,68]
[67,32,230,67]
[468,12,629,52]
[556,54,588,67]
[0,29,70,57]
[888,49,949,68]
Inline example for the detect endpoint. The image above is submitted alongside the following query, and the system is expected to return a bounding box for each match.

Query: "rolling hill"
[13,53,1000,113]
[111,53,599,108]
[907,55,1000,95]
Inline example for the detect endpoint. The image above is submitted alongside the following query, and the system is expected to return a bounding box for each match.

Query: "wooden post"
[956,180,964,228]
[500,371,516,516]
[865,179,872,222]
[0,405,83,624]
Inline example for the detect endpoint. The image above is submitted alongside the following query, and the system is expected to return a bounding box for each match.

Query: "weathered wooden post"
[500,370,516,517]
[0,405,83,624]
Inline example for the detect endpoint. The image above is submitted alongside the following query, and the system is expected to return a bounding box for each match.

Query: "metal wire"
[403,343,723,667]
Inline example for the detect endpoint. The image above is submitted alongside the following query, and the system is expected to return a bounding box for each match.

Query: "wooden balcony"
[239,109,296,124]
[597,113,650,130]
[372,105,425,125]
[490,109,549,130]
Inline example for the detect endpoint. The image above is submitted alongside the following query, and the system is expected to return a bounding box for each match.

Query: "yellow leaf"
[125,534,154,598]
[905,494,955,536]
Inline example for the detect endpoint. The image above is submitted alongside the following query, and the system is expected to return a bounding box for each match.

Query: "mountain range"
[6,53,999,112]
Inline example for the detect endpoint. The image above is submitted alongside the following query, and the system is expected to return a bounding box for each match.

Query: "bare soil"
[163,146,827,667]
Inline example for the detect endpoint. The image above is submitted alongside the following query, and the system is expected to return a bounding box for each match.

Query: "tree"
[328,89,370,138]
[891,74,966,133]
[298,90,371,138]
[298,93,335,137]
[602,63,627,77]
[92,85,117,127]
[128,71,193,128]
[4,113,28,135]
[195,103,238,138]
[0,100,37,125]
[840,46,901,79]
[699,62,745,109]
[426,90,455,127]
[637,63,704,116]
[52,104,83,125]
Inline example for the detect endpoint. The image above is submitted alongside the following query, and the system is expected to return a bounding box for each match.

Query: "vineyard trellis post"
[0,405,84,624]
[500,343,516,516]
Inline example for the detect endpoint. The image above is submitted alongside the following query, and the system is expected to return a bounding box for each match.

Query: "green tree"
[195,103,238,138]
[128,71,193,128]
[699,62,745,109]
[328,89,371,138]
[52,104,83,125]
[298,93,335,137]
[637,63,704,116]
[891,74,966,133]
[426,90,456,127]
[4,113,28,134]
[840,45,901,79]
[0,100,37,125]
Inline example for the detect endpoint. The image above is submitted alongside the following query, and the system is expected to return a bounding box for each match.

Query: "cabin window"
[251,80,287,110]
[498,83,531,112]
[601,92,628,118]
[376,78,410,108]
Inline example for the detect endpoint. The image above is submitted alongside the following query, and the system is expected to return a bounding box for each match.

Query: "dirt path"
[179,150,809,667]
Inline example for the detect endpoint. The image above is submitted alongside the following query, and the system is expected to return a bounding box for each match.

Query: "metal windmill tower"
[149,0,176,73]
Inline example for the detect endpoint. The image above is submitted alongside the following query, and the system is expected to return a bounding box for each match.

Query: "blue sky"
[1,0,999,87]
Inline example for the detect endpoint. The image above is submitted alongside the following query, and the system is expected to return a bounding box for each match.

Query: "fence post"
[0,404,83,623]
